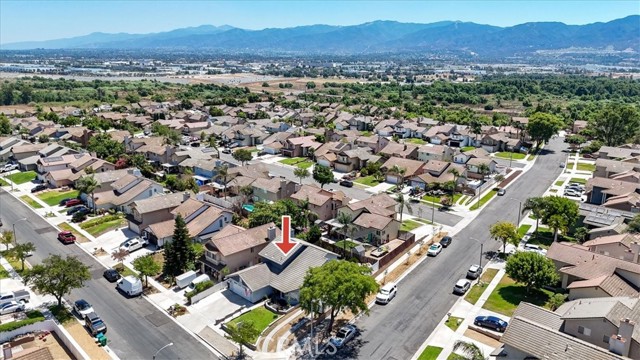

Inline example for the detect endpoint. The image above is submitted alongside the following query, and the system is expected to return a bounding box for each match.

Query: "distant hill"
[3,16,638,56]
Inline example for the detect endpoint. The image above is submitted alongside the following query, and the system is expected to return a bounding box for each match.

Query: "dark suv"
[84,312,107,336]
[440,236,452,247]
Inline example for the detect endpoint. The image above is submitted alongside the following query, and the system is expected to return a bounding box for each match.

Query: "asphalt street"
[0,190,218,360]
[343,138,569,360]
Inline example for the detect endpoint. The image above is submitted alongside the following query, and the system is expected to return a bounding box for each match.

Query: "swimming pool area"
[242,204,254,212]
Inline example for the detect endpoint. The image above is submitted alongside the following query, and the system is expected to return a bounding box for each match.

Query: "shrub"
[0,311,45,332]
[185,280,215,300]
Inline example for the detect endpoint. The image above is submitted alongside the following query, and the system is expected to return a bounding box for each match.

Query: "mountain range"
[3,16,639,56]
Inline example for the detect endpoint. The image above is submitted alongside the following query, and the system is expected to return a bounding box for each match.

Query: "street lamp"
[509,198,523,226]
[152,342,174,360]
[470,237,484,268]
[12,218,27,245]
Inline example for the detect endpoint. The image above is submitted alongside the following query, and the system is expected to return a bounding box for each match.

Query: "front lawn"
[470,189,498,210]
[569,177,587,184]
[228,307,279,344]
[295,161,314,169]
[526,228,573,249]
[279,157,307,165]
[482,276,553,317]
[554,180,564,187]
[445,316,463,332]
[58,222,89,243]
[80,215,127,237]
[494,152,526,160]
[418,346,443,360]
[461,146,475,152]
[19,195,43,209]
[37,190,79,206]
[401,219,422,232]
[0,267,9,279]
[576,162,595,172]
[405,138,426,145]
[5,171,37,184]
[334,240,359,250]
[354,175,381,187]
[0,178,8,186]
[465,268,499,305]
[517,224,532,238]
[422,193,462,205]
[49,305,74,325]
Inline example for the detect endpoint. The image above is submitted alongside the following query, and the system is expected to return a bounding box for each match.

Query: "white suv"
[375,283,397,304]
[523,243,547,255]
[119,237,148,253]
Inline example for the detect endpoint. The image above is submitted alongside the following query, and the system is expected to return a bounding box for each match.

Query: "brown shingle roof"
[209,222,279,257]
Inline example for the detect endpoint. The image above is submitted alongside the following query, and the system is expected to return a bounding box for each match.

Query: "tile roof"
[95,179,155,206]
[566,274,638,297]
[583,233,639,247]
[252,177,285,193]
[270,246,337,294]
[547,242,640,281]
[512,302,563,330]
[209,222,278,257]
[229,263,273,292]
[290,185,349,207]
[131,192,188,214]
[381,157,425,177]
[171,198,204,218]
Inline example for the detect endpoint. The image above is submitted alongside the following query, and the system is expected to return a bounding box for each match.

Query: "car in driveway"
[0,301,25,315]
[440,236,452,248]
[329,325,357,348]
[119,237,148,253]
[466,264,483,280]
[57,231,76,244]
[73,299,94,316]
[375,283,397,304]
[59,198,75,206]
[339,180,353,188]
[31,184,47,193]
[497,188,506,196]
[564,188,581,197]
[64,199,83,207]
[523,243,547,255]
[453,279,471,295]
[474,315,509,332]
[67,205,88,215]
[427,243,443,256]
[103,268,121,283]
[1,163,18,173]
[222,148,232,154]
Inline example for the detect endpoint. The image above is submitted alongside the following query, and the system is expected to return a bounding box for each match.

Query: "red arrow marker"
[275,215,296,255]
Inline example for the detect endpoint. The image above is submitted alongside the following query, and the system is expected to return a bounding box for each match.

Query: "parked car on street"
[497,188,506,196]
[57,231,76,244]
[0,301,25,315]
[339,180,353,188]
[67,205,88,215]
[453,279,471,295]
[84,312,107,336]
[117,276,143,297]
[466,265,483,280]
[427,243,443,256]
[31,184,47,193]
[440,236,452,248]
[73,299,95,316]
[474,315,509,332]
[64,199,83,207]
[103,268,121,283]
[0,289,30,303]
[119,237,148,253]
[375,283,397,304]
[329,325,358,348]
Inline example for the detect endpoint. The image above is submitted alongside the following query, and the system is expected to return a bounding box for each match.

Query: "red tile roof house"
[88,173,164,215]
[144,198,233,247]
[200,222,281,280]
[281,136,322,158]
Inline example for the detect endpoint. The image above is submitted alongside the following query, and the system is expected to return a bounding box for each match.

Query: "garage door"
[229,279,252,302]
[317,159,331,168]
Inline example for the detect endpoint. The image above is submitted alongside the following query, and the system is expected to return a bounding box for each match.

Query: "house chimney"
[267,226,277,241]
[610,319,635,357]
[280,179,287,197]
[183,191,191,201]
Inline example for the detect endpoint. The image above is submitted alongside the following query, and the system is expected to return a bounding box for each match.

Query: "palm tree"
[214,164,229,200]
[477,163,490,179]
[336,212,355,256]
[395,193,413,223]
[547,214,567,242]
[522,197,545,235]
[208,135,220,158]
[76,175,98,214]
[387,165,406,189]
[293,167,310,185]
[470,118,483,145]
[452,340,485,360]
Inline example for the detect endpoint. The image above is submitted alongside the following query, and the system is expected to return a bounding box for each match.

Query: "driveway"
[178,289,251,333]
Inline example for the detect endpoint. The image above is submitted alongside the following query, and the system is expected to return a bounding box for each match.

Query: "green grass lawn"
[114,264,137,277]
[19,195,43,209]
[334,240,359,250]
[354,175,380,187]
[461,146,476,152]
[448,353,466,360]
[569,177,588,184]
[418,346,443,360]
[37,190,79,206]
[576,162,595,172]
[465,268,499,305]
[518,224,532,238]
[526,228,574,249]
[5,171,37,184]
[422,193,462,205]
[48,305,74,325]
[470,189,498,210]
[0,178,8,186]
[80,216,127,237]
[445,316,463,332]
[401,219,422,232]
[0,267,9,279]
[554,180,564,187]
[296,161,314,169]
[482,276,553,317]
[405,138,426,145]
[279,157,307,165]
[526,154,536,161]
[229,307,279,343]
[495,152,526,160]
[58,222,89,243]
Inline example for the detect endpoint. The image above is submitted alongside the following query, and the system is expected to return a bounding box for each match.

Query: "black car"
[340,180,353,188]
[103,268,121,283]
[31,184,47,193]
[440,236,452,247]
[474,316,509,332]
[67,205,88,215]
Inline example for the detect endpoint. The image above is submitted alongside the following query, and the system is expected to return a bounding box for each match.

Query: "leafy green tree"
[133,254,162,287]
[547,293,567,311]
[489,221,520,254]
[589,103,640,146]
[522,197,546,234]
[225,321,260,357]
[527,112,564,146]
[573,227,589,243]
[0,114,11,135]
[565,134,586,150]
[75,175,98,214]
[505,251,559,293]
[209,107,224,116]
[11,242,36,271]
[293,167,310,185]
[87,133,125,161]
[312,164,334,189]
[627,214,640,233]
[163,215,196,282]
[214,164,229,199]
[452,340,485,360]
[540,196,579,241]
[38,134,49,143]
[300,260,378,332]
[1,230,13,251]
[23,255,91,306]
[306,225,322,244]
[232,149,253,165]
[387,165,406,187]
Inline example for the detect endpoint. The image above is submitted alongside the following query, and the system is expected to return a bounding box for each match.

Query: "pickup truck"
[0,163,18,173]
[0,289,31,303]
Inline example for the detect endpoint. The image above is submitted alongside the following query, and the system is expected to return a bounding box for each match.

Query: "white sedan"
[427,243,443,257]
[0,301,25,315]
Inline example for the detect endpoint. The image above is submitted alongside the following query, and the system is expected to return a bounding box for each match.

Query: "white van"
[188,274,210,291]
[117,275,143,297]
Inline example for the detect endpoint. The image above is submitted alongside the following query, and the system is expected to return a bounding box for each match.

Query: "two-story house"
[417,144,455,162]
[89,173,164,214]
[290,185,351,221]
[127,192,191,234]
[336,194,399,244]
[379,142,418,160]
[382,157,426,184]
[281,136,322,158]
[252,178,298,203]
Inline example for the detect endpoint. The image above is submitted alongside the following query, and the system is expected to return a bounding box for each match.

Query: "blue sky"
[1,0,638,44]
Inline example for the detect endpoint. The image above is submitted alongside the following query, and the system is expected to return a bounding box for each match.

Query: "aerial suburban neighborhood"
[0,2,639,360]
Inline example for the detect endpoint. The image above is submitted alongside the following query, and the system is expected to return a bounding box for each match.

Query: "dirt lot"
[464,328,502,348]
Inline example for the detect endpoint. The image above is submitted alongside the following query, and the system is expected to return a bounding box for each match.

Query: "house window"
[219,219,223,227]
[603,335,610,344]
[578,326,591,336]
[251,247,254,253]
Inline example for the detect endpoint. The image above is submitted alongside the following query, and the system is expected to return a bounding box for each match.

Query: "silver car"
[453,279,471,295]
[329,325,357,348]
[0,301,25,315]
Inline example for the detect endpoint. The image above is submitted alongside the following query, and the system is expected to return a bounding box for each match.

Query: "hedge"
[185,280,214,300]
[0,311,46,332]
